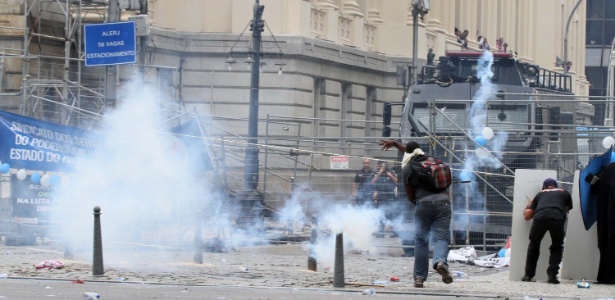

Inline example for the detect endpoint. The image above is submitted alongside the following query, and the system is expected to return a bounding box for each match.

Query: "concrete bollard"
[92,206,104,276]
[194,210,203,264]
[307,216,317,271]
[333,233,344,288]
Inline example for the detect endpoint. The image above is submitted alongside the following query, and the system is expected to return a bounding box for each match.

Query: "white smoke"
[462,50,509,178]
[50,80,213,270]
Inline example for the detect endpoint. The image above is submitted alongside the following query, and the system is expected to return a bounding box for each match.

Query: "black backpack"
[409,156,452,192]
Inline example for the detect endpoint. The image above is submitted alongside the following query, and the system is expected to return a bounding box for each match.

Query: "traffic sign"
[84,21,136,66]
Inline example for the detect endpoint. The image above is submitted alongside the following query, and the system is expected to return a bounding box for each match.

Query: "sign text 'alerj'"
[84,21,137,66]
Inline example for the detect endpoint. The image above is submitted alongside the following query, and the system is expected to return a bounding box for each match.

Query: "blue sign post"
[84,21,137,67]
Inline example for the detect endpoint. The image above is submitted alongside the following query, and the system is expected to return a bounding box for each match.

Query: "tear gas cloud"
[50,81,211,270]
[460,50,509,208]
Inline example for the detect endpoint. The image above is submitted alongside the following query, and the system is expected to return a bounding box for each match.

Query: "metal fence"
[200,97,614,250]
[1,98,612,252]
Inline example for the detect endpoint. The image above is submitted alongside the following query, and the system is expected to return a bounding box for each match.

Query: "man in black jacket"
[522,178,573,284]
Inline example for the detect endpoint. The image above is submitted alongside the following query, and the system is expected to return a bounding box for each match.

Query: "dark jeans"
[524,218,566,277]
[414,193,451,279]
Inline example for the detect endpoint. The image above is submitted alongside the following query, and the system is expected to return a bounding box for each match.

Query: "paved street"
[1,238,613,299]
[0,278,492,300]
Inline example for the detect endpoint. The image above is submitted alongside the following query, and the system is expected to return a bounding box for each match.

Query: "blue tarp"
[0,110,97,172]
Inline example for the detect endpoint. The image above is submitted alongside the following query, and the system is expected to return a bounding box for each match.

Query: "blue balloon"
[498,248,507,258]
[31,172,41,184]
[50,174,61,186]
[0,163,9,174]
[474,136,487,147]
[460,171,473,181]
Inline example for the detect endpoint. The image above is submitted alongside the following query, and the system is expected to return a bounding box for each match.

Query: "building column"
[426,0,445,34]
[342,0,364,17]
[366,0,384,24]
[315,0,338,10]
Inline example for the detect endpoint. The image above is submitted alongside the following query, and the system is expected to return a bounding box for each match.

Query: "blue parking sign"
[84,22,137,66]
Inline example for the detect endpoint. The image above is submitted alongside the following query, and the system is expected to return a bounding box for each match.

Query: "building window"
[364,24,376,49]
[586,20,603,46]
[339,17,352,42]
[605,0,615,19]
[587,0,604,19]
[606,20,615,45]
[311,9,325,35]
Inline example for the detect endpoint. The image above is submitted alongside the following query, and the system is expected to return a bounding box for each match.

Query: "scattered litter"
[360,288,375,295]
[238,266,249,272]
[577,278,590,288]
[389,276,400,282]
[45,286,51,289]
[371,280,387,285]
[473,256,510,268]
[455,271,466,278]
[447,246,477,264]
[83,292,100,299]
[116,277,126,281]
[34,260,64,270]
[0,274,7,279]
[71,279,84,284]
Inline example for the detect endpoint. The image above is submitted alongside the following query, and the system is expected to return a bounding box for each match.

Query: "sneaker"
[521,275,533,282]
[414,276,424,288]
[435,261,453,284]
[547,276,560,284]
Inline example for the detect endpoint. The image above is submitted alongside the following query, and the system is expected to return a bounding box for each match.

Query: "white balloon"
[40,174,51,187]
[475,147,489,158]
[482,127,494,140]
[602,136,615,149]
[16,169,27,180]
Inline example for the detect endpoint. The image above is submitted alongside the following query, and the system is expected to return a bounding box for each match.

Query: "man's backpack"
[409,156,452,192]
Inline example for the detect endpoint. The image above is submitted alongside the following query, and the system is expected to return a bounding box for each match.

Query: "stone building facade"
[0,0,591,138]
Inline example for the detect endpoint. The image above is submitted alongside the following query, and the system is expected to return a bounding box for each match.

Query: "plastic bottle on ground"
[83,292,100,299]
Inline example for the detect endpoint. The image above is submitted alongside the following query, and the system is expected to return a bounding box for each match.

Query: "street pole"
[244,0,264,192]
[411,6,419,86]
[105,0,120,109]
[563,0,583,73]
[138,0,147,79]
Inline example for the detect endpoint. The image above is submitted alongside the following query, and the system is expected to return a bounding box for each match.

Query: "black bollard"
[92,206,104,276]
[194,210,203,264]
[333,232,345,288]
[307,216,318,271]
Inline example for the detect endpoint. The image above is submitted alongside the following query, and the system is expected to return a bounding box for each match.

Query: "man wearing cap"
[522,178,573,284]
[379,139,453,288]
